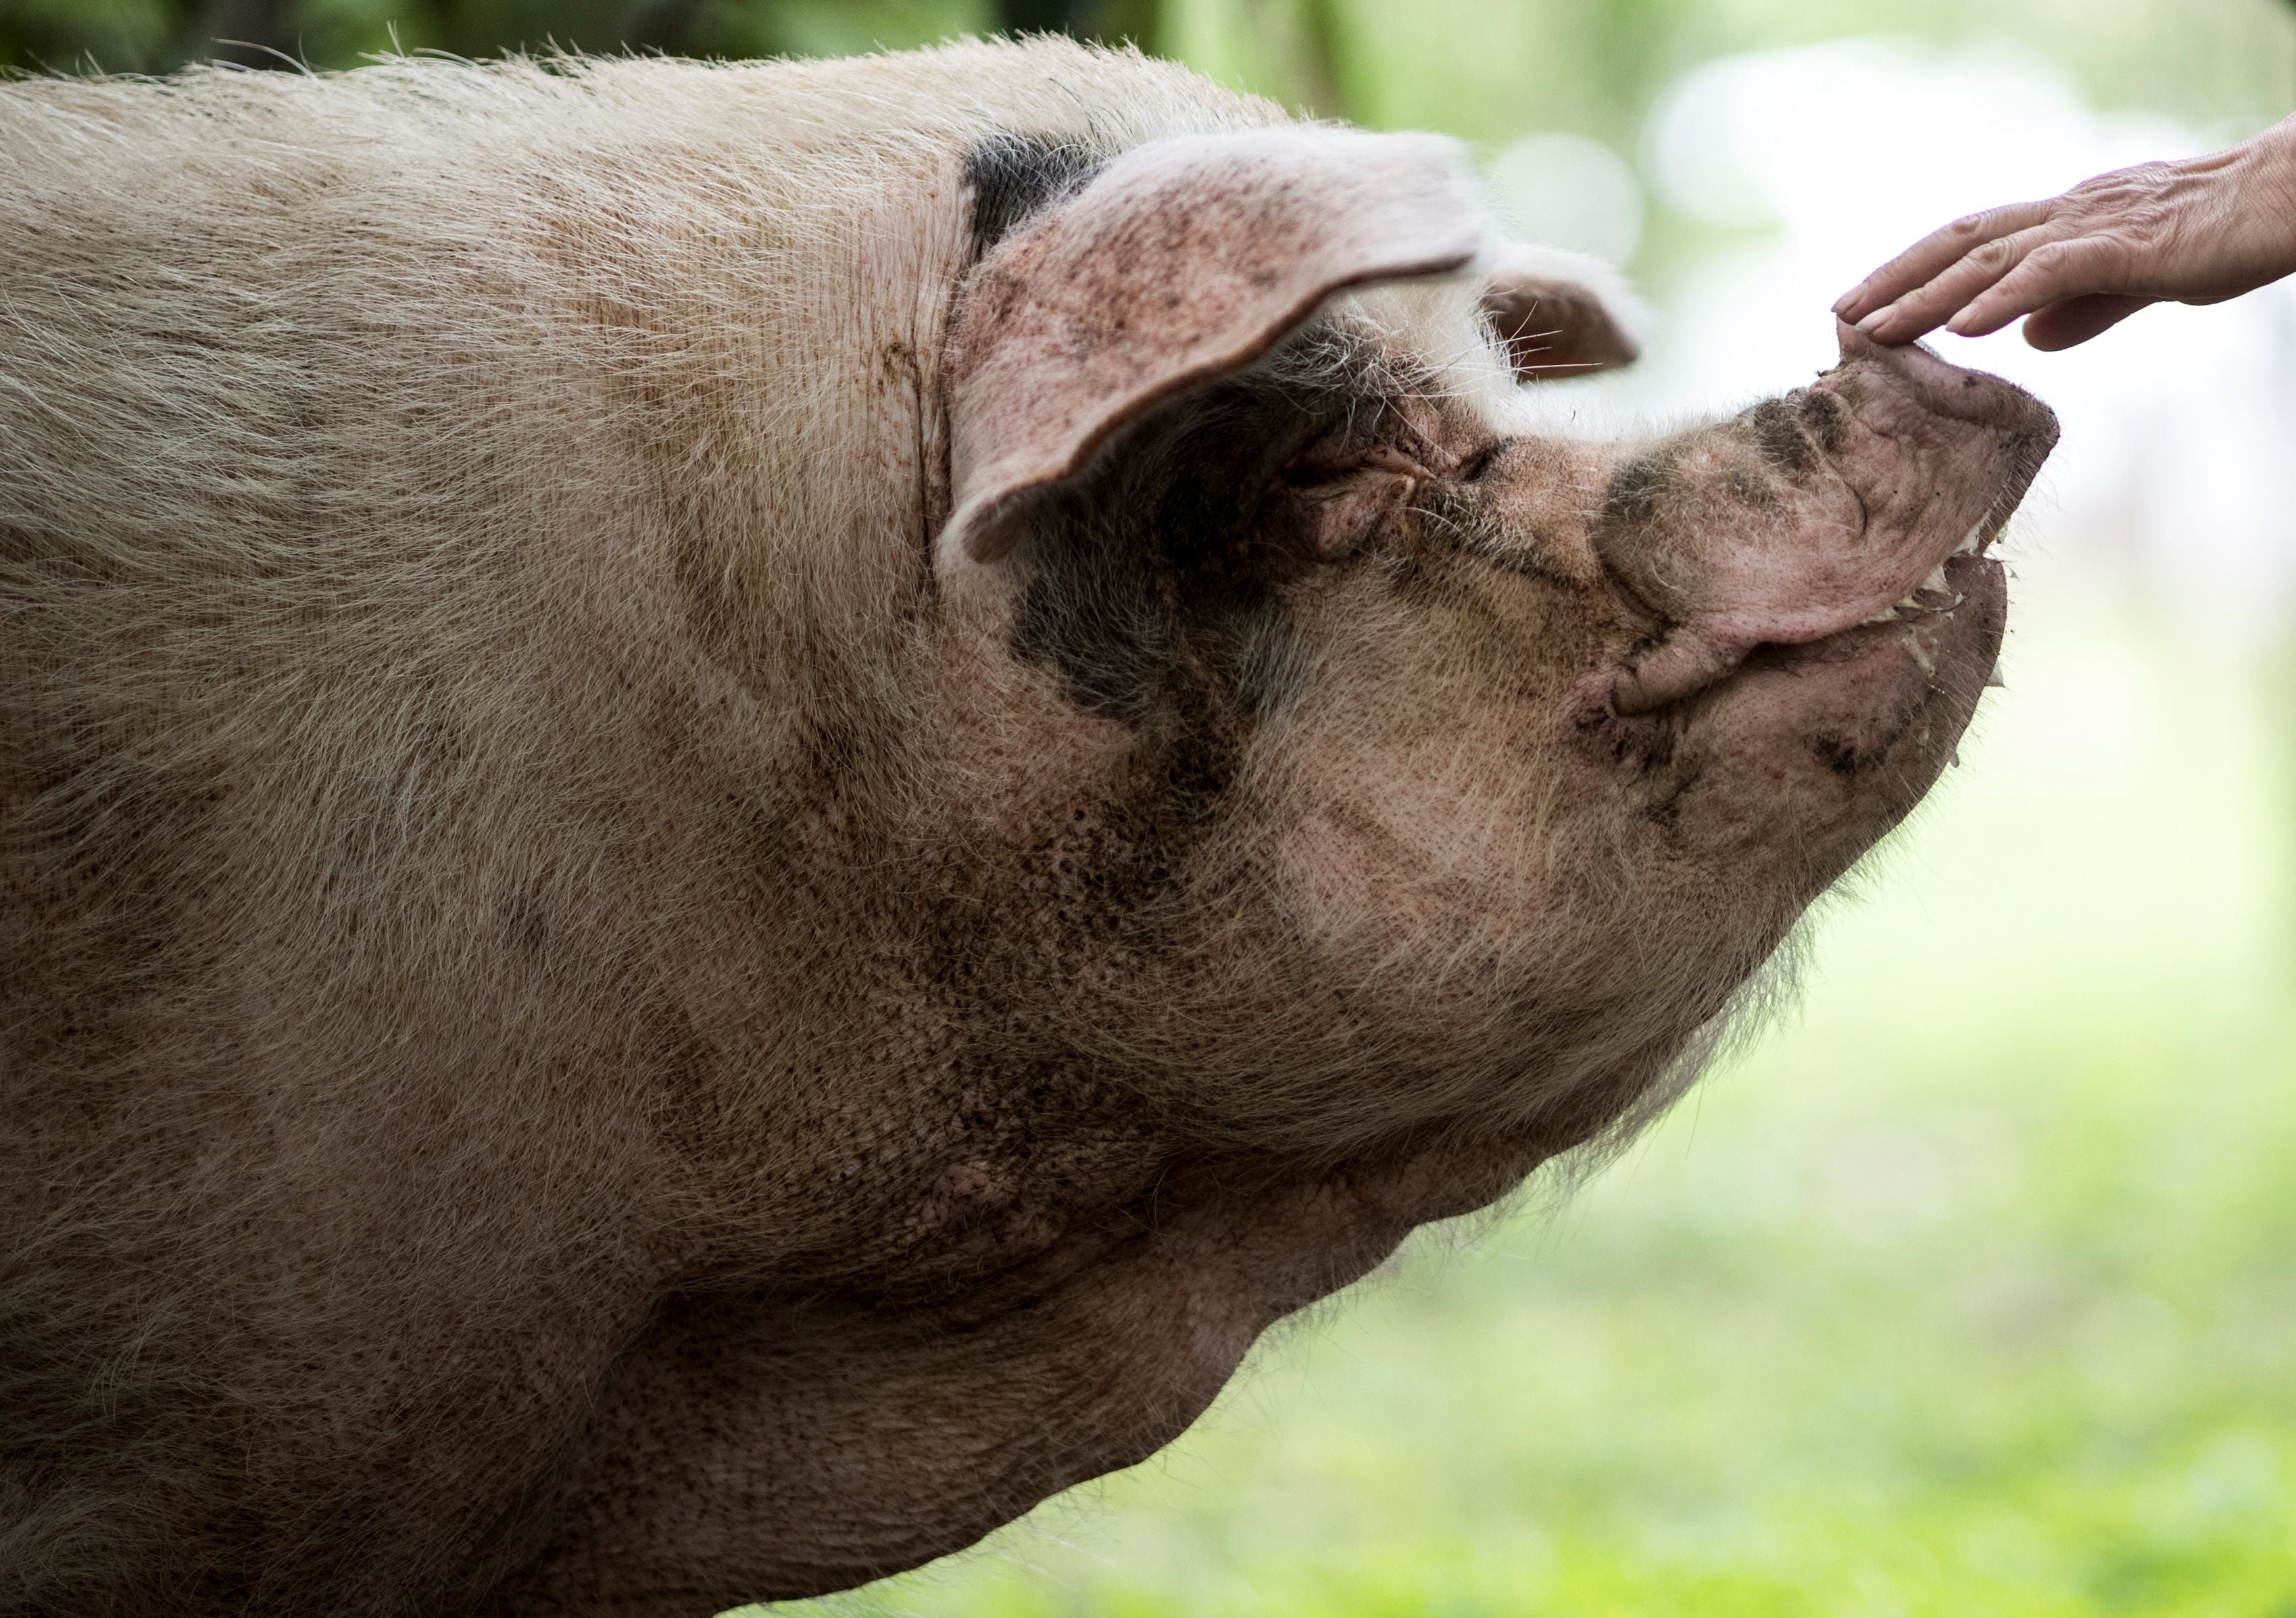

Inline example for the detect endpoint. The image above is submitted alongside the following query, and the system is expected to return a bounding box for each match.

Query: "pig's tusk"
[1984,662,2006,689]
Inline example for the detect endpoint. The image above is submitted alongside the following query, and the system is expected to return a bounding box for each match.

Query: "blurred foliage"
[7,0,2292,145]
[0,0,994,72]
[5,0,2293,302]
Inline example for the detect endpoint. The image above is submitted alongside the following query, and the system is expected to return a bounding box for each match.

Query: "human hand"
[1834,113,2296,350]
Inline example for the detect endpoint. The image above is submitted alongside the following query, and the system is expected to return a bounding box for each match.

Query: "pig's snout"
[1586,328,2055,720]
[1824,322,2059,565]
[1832,320,2060,447]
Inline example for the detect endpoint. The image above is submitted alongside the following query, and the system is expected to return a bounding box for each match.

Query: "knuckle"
[1968,237,2019,271]
[2083,232,2139,275]
[2123,205,2169,246]
[2085,161,2165,199]
[2083,166,2172,224]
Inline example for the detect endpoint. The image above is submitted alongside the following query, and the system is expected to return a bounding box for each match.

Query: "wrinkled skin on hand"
[0,42,2057,1618]
[1837,110,2296,349]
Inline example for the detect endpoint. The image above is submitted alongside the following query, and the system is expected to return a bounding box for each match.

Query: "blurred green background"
[11,0,2296,1611]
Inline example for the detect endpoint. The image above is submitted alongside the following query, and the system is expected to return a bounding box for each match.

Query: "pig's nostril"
[1844,337,2055,438]
[1797,390,1847,452]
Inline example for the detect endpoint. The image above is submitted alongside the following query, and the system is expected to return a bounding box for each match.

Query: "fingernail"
[1855,304,1894,333]
[1831,290,1857,315]
[1945,305,1976,335]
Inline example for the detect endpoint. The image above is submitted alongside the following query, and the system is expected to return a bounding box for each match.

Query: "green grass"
[762,601,2296,1616]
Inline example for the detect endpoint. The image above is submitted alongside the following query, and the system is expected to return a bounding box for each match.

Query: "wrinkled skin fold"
[0,39,2055,1618]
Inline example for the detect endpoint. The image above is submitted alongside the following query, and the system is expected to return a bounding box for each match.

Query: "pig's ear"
[941,128,1486,566]
[1482,243,1646,381]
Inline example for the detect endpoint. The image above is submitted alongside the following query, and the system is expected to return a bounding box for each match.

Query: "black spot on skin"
[1601,449,1673,529]
[1744,397,1811,476]
[1011,518,1172,728]
[1812,735,1876,778]
[964,134,1106,262]
[1010,327,1375,734]
[1800,389,1847,453]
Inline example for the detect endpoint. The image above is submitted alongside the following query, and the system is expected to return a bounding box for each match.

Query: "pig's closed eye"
[1283,443,1430,490]
[1460,439,1510,483]
[1271,449,1426,560]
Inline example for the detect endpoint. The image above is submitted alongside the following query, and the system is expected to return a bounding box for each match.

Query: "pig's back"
[0,43,1290,1014]
[0,43,1288,793]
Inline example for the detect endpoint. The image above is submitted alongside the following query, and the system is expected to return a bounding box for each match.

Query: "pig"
[0,35,2055,1618]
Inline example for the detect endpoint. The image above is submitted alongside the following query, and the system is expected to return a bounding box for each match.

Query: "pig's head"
[915,127,2051,1165]
[634,123,2052,1604]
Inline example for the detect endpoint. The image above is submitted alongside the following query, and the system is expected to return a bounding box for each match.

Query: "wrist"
[2210,115,2296,289]
[2234,114,2296,202]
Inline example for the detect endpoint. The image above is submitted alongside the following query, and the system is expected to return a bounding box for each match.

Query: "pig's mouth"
[1751,525,2007,683]
[1587,484,2020,729]
[1577,541,2009,841]
[1728,548,2006,705]
[1572,333,2053,813]
[1608,546,2006,741]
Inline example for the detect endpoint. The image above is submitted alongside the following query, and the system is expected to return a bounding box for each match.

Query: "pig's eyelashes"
[1361,445,1432,479]
[1283,443,1430,487]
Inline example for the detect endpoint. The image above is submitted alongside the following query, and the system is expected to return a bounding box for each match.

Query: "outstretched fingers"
[1861,222,2076,343]
[1938,232,2136,337]
[1833,199,2055,331]
[1838,210,2148,348]
[1836,127,2296,352]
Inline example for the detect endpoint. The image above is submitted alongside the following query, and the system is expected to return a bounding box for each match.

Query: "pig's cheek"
[1264,771,1484,952]
[1268,806,1419,951]
[1563,699,1692,808]
[1646,733,1803,857]
[919,595,1141,842]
